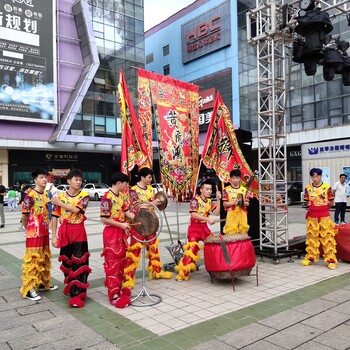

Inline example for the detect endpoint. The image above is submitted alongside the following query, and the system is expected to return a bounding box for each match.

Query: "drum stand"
[130,243,162,307]
[130,202,163,307]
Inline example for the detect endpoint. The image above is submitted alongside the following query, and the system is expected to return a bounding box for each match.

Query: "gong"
[133,208,159,236]
[154,191,168,211]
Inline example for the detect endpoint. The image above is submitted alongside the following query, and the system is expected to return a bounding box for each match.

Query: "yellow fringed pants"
[20,236,52,298]
[223,208,249,235]
[304,216,338,264]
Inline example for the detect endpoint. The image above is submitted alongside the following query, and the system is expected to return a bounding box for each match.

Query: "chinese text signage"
[181,1,231,63]
[0,0,56,123]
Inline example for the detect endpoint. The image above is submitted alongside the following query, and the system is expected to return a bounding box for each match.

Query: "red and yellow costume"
[175,195,217,281]
[123,184,172,288]
[302,182,337,268]
[20,189,52,297]
[222,184,249,235]
[100,190,131,307]
[52,191,91,305]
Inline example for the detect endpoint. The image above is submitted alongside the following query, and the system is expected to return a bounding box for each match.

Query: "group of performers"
[19,166,338,310]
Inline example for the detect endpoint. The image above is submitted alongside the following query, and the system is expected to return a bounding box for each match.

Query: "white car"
[83,183,110,201]
[56,184,69,194]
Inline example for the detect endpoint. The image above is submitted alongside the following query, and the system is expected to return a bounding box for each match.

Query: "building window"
[163,45,169,56]
[146,53,154,64]
[163,64,170,76]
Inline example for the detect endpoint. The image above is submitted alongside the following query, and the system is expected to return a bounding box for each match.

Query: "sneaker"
[0,225,4,228]
[26,289,41,301]
[328,263,336,270]
[335,221,339,225]
[341,221,346,225]
[38,284,58,291]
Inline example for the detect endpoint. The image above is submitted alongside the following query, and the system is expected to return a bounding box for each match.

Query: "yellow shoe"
[151,270,172,279]
[301,259,314,266]
[328,263,336,270]
[175,274,188,281]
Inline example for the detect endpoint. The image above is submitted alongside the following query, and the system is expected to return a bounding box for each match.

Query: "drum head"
[154,191,168,211]
[133,208,159,236]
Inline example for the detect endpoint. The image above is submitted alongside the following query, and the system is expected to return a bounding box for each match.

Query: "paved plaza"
[1,202,350,349]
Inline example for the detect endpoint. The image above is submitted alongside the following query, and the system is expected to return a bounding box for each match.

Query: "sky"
[144,0,195,31]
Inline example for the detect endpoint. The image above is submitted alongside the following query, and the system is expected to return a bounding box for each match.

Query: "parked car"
[277,181,303,206]
[56,184,69,194]
[83,183,110,200]
[3,188,21,206]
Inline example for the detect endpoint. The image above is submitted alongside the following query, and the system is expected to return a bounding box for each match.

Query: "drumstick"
[214,218,226,223]
[130,222,142,226]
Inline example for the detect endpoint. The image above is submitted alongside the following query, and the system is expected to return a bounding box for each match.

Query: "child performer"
[175,179,221,281]
[222,169,250,235]
[100,173,135,308]
[301,167,338,270]
[123,167,172,288]
[51,169,91,308]
[20,168,58,301]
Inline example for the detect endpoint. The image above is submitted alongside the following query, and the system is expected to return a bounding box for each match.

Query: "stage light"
[341,56,350,86]
[321,48,343,81]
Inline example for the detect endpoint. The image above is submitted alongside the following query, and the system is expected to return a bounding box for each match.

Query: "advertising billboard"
[0,0,56,123]
[181,1,231,64]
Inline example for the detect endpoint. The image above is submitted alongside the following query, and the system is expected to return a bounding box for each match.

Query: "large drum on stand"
[204,234,257,290]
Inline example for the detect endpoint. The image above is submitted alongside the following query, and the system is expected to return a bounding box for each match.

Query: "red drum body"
[335,223,350,262]
[204,234,256,279]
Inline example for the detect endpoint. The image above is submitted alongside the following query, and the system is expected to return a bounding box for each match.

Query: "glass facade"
[70,0,145,138]
[237,1,350,136]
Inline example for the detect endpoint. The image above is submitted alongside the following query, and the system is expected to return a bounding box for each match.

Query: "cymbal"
[154,191,168,211]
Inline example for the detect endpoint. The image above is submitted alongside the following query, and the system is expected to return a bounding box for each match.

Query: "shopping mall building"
[1,0,350,189]
[0,0,144,186]
[145,0,350,187]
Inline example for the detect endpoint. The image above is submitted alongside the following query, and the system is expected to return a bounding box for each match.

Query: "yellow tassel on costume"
[123,275,135,289]
[128,242,143,252]
[183,241,203,251]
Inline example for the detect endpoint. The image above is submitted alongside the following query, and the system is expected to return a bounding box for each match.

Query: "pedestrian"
[175,179,222,281]
[7,186,17,211]
[19,168,58,301]
[0,182,6,228]
[222,169,251,235]
[100,172,135,308]
[332,173,348,225]
[123,167,172,288]
[51,169,91,308]
[301,167,337,270]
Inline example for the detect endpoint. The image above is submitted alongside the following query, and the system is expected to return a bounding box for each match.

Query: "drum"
[204,234,256,280]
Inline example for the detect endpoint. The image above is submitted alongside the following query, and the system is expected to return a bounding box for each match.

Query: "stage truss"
[246,0,350,261]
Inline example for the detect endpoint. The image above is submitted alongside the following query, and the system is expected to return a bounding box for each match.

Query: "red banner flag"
[202,92,258,195]
[137,68,199,197]
[118,69,150,175]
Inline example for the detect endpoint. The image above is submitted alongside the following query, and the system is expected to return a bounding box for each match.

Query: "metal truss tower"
[246,0,350,261]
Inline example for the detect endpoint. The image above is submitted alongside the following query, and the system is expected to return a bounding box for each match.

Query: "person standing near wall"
[0,182,6,228]
[332,173,348,225]
[7,186,17,211]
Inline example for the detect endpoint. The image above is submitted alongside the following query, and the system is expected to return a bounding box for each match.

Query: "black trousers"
[334,202,347,223]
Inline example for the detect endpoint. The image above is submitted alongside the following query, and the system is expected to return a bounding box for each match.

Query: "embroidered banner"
[137,68,199,195]
[202,92,259,196]
[118,69,150,175]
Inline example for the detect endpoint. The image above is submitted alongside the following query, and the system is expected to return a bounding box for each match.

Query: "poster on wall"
[342,166,350,196]
[0,0,56,123]
[319,167,330,185]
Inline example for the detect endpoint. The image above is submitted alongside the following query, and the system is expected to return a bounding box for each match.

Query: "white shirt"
[332,181,348,203]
